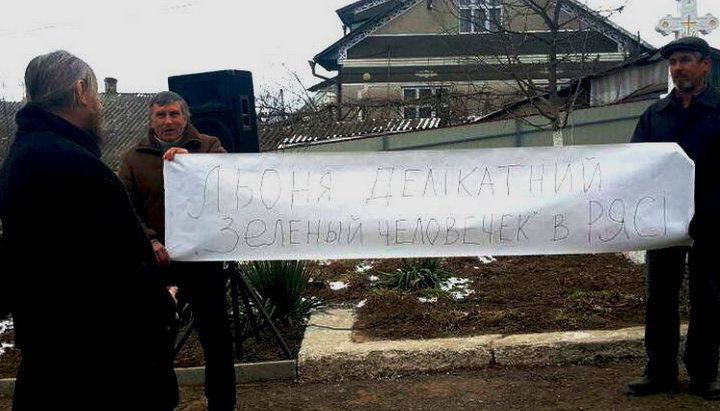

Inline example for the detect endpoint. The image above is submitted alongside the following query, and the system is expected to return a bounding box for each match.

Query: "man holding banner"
[119,91,236,411]
[628,36,720,399]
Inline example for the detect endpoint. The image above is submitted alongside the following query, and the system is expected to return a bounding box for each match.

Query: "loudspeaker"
[168,70,259,153]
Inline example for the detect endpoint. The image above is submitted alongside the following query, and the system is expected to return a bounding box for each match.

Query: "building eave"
[314,0,424,72]
[315,0,655,73]
[561,0,655,53]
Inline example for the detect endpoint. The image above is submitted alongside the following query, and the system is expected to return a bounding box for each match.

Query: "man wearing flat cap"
[628,36,720,400]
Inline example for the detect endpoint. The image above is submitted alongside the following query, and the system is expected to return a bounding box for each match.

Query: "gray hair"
[24,50,98,110]
[149,91,192,120]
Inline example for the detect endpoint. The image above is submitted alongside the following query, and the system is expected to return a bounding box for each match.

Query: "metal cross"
[656,0,718,38]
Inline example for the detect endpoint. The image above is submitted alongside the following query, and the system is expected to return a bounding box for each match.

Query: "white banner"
[164,143,694,261]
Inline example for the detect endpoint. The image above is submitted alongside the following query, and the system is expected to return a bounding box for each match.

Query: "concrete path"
[1,307,682,395]
[297,308,683,382]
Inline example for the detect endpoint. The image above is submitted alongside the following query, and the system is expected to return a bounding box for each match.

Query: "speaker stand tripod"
[173,262,292,361]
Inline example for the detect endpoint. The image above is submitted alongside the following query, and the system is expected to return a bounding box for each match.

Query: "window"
[459,0,502,33]
[402,87,448,119]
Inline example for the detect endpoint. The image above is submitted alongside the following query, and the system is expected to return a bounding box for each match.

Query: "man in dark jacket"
[119,91,236,411]
[0,51,178,411]
[628,37,720,400]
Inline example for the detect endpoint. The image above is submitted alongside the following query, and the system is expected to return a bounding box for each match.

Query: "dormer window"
[459,0,502,33]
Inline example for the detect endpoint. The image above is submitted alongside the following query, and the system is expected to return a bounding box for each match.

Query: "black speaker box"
[168,70,259,153]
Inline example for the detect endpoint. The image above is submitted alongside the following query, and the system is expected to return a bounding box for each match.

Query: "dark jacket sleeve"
[118,151,161,241]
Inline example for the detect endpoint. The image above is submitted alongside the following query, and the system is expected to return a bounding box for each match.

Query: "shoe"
[689,380,720,400]
[627,376,678,396]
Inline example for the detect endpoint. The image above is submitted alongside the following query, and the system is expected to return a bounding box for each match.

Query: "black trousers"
[173,262,237,411]
[644,243,720,383]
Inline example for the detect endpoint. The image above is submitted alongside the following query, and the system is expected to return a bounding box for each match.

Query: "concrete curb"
[0,379,12,396]
[0,360,297,396]
[176,360,297,386]
[1,306,688,394]
[297,308,687,382]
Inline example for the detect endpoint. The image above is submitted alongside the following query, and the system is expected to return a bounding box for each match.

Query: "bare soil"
[351,253,661,340]
[1,253,686,379]
[3,357,719,410]
[172,358,718,411]
[2,253,709,411]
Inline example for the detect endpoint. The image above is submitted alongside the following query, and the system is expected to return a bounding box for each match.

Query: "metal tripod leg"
[229,269,263,359]
[173,302,195,357]
[229,264,293,359]
[173,263,294,361]
[173,271,234,357]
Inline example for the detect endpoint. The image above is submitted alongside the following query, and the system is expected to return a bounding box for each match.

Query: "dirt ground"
[170,358,712,411]
[3,358,716,410]
[0,253,708,410]
[348,253,657,340]
[1,253,678,376]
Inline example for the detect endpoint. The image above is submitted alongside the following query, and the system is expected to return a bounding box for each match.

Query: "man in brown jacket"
[119,91,237,411]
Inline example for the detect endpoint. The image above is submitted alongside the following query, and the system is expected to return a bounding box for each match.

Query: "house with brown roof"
[0,79,153,171]
[311,0,654,120]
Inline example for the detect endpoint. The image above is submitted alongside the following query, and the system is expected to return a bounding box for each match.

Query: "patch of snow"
[0,317,14,355]
[368,275,380,282]
[418,297,438,303]
[451,290,474,300]
[356,299,367,308]
[315,260,333,266]
[354,261,373,273]
[623,251,646,265]
[0,342,12,355]
[0,318,10,335]
[440,277,475,301]
[329,281,348,291]
[478,255,496,264]
[442,277,470,288]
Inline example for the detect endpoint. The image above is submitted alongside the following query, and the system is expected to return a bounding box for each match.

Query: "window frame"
[402,86,449,119]
[458,0,502,34]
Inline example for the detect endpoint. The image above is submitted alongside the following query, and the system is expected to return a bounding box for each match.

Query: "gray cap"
[660,36,711,58]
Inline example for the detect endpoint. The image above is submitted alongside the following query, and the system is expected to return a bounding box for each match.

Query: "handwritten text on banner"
[164,143,694,261]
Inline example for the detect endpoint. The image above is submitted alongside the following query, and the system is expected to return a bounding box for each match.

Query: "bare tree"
[440,0,628,145]
[262,0,629,146]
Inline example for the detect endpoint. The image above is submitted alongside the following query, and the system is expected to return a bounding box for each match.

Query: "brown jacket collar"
[137,123,205,153]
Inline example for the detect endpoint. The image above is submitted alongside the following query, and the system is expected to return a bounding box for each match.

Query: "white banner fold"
[164,143,694,261]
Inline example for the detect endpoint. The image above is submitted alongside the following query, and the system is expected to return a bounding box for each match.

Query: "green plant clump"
[380,258,449,291]
[242,260,324,325]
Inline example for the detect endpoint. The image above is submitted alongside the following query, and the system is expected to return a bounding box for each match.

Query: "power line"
[0,1,196,38]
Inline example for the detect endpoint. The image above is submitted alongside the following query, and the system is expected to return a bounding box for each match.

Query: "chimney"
[104,77,117,95]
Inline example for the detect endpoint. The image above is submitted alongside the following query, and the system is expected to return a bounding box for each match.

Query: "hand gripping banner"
[164,143,694,261]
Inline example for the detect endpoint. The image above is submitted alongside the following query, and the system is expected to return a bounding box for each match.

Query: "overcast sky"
[1,0,719,102]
